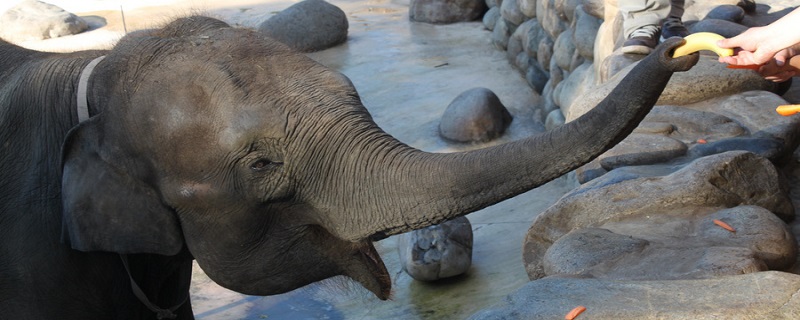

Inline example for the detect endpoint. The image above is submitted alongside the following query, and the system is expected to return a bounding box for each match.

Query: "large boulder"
[0,0,88,43]
[257,0,348,52]
[409,0,487,24]
[524,151,796,280]
[397,216,473,281]
[439,87,512,143]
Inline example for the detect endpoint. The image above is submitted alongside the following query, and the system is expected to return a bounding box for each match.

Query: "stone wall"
[482,0,792,128]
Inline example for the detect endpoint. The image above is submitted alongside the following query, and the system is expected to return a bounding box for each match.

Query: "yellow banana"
[671,32,734,58]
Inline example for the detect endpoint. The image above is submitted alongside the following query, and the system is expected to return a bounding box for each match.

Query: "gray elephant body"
[0,16,697,319]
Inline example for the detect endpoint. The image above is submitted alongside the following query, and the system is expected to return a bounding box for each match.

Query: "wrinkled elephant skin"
[0,16,698,319]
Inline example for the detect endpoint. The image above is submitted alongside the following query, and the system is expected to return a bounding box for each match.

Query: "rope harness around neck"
[120,255,189,319]
[76,56,105,123]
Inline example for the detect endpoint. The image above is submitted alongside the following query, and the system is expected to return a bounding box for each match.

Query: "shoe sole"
[622,45,653,55]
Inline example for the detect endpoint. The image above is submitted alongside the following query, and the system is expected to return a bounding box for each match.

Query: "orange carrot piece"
[726,64,761,70]
[777,105,800,116]
[697,139,707,144]
[713,219,736,233]
[565,306,587,320]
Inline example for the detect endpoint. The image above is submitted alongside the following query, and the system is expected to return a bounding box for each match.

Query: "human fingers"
[764,70,795,82]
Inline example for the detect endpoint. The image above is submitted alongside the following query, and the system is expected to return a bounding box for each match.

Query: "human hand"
[758,59,795,83]
[717,26,782,66]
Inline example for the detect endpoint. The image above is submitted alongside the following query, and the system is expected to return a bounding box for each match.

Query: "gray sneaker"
[660,17,689,42]
[623,25,659,55]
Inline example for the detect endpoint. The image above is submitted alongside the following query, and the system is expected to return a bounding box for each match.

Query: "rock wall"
[473,0,800,318]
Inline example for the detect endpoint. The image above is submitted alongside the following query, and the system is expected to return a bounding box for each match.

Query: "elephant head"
[60,16,698,299]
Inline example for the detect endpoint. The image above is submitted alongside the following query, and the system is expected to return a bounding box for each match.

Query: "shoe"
[660,17,689,42]
[622,25,659,55]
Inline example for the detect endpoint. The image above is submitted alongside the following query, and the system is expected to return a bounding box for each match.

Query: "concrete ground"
[21,0,572,318]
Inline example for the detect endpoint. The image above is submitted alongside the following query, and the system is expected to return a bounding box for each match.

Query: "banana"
[671,32,734,58]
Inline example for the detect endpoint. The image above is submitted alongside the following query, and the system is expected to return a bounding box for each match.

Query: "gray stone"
[552,61,592,111]
[439,87,513,142]
[409,0,487,24]
[525,151,795,279]
[536,0,567,39]
[581,0,604,19]
[499,0,525,26]
[523,20,548,59]
[469,271,800,319]
[258,0,348,52]
[0,0,88,43]
[491,18,510,50]
[482,6,501,31]
[536,35,554,72]
[598,133,687,170]
[554,0,580,24]
[525,63,548,93]
[397,216,473,281]
[572,5,601,61]
[552,27,576,71]
[690,137,785,159]
[544,108,565,130]
[567,55,783,121]
[642,105,747,143]
[517,0,536,18]
[541,205,795,281]
[704,4,746,22]
[689,18,749,38]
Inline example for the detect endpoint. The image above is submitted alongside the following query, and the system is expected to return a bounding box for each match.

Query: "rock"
[0,0,88,43]
[536,36,554,72]
[397,216,473,281]
[689,18,748,38]
[482,6,501,31]
[544,109,565,131]
[517,0,536,18]
[704,4,746,22]
[537,0,567,39]
[690,137,784,160]
[541,205,795,280]
[552,28,576,71]
[524,151,795,280]
[499,0,525,26]
[553,61,593,111]
[410,0,487,24]
[525,63,548,93]
[597,133,687,170]
[257,0,348,52]
[572,5,601,61]
[439,88,513,142]
[566,55,783,121]
[468,271,800,319]
[581,0,604,19]
[491,18,510,50]
[523,20,547,59]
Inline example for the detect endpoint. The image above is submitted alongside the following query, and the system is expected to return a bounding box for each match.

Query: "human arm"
[717,7,800,66]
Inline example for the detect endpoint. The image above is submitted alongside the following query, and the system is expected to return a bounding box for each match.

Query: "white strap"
[76,56,106,123]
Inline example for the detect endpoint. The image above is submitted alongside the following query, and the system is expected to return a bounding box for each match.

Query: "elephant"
[0,16,698,319]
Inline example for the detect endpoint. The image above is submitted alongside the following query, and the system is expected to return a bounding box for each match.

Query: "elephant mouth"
[352,241,392,300]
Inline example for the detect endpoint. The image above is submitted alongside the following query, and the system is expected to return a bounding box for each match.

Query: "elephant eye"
[250,159,272,171]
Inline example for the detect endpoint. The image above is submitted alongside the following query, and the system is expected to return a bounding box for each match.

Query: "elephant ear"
[60,117,183,256]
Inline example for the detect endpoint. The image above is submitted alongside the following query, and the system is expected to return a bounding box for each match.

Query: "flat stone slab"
[525,151,795,280]
[469,271,800,319]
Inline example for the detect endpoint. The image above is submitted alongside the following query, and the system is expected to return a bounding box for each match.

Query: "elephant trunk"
[319,38,698,242]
